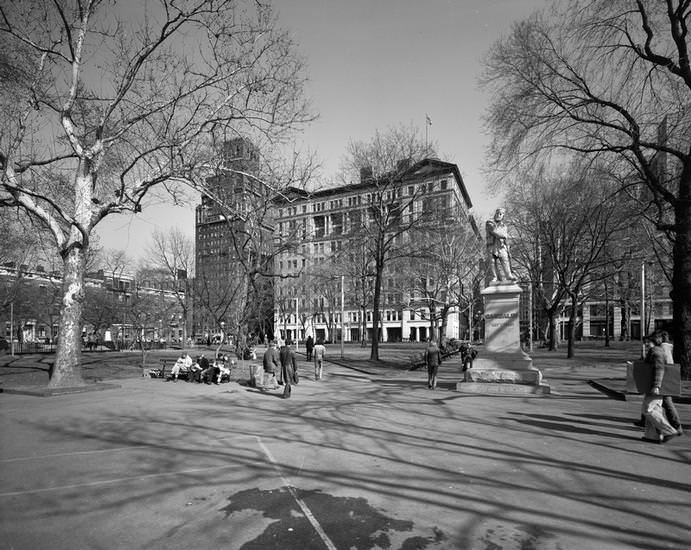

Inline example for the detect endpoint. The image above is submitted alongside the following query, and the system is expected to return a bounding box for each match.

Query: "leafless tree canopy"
[0,0,314,385]
[482,0,691,374]
[0,0,313,249]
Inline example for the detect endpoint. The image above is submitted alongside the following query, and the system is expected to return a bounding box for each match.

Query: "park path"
[1,350,689,549]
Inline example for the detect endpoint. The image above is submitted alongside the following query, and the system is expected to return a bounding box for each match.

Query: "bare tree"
[0,1,313,386]
[340,239,375,346]
[507,163,630,356]
[146,228,193,343]
[340,124,436,360]
[483,0,691,375]
[404,223,483,344]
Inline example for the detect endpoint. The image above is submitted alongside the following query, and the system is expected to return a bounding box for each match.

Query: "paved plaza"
[0,345,689,549]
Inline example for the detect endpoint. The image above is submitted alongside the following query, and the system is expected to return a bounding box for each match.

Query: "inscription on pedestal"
[481,284,523,354]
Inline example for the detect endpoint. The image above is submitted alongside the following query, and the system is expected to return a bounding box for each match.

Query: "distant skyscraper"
[193,138,262,336]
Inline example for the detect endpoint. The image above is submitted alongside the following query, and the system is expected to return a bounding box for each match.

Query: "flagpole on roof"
[425,114,432,153]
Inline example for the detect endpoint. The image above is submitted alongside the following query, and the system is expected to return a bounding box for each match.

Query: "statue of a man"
[486,207,516,283]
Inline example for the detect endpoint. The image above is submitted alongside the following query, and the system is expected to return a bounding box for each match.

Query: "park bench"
[148,359,169,379]
[148,359,191,381]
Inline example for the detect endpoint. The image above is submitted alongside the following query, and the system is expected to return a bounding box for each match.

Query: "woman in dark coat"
[305,335,314,361]
[279,340,298,399]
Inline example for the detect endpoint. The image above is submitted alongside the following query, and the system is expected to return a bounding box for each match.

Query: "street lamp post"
[10,301,15,356]
[294,297,299,351]
[527,279,534,353]
[640,261,645,359]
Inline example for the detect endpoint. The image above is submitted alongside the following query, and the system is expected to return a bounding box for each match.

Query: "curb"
[0,382,121,397]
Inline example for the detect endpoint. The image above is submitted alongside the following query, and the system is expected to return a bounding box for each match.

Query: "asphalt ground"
[0,343,689,550]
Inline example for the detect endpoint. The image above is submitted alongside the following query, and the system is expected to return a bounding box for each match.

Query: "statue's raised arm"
[486,208,516,283]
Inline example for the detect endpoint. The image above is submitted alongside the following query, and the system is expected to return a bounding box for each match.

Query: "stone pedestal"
[456,282,550,395]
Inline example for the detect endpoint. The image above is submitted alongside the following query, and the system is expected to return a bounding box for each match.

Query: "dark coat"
[425,342,442,367]
[262,347,280,373]
[279,345,298,384]
[645,345,666,391]
[280,346,297,370]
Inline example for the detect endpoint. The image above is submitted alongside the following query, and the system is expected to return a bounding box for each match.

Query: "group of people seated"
[169,352,232,384]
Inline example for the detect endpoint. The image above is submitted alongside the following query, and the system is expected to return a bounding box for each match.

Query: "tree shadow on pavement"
[3,375,689,550]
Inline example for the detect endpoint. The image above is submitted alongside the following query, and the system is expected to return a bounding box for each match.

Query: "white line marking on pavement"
[0,446,145,463]
[0,463,237,498]
[255,436,337,550]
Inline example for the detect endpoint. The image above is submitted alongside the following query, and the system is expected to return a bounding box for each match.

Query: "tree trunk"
[548,311,559,351]
[370,264,383,360]
[138,337,148,372]
[50,246,87,388]
[604,279,611,347]
[428,304,437,340]
[360,305,367,347]
[672,170,691,379]
[567,299,577,359]
[439,307,449,342]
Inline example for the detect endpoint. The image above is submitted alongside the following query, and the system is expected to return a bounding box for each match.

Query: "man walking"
[279,339,298,399]
[262,340,280,390]
[425,337,442,390]
[641,331,680,443]
[305,335,314,361]
[313,339,327,380]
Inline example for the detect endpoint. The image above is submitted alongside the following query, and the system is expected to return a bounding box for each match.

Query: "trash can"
[249,364,265,388]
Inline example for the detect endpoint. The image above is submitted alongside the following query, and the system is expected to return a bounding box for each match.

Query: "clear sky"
[95,0,548,261]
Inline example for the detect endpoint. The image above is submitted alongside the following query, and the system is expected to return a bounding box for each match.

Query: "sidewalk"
[1,342,690,549]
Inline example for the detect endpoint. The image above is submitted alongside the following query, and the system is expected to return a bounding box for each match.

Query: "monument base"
[455,380,551,395]
[471,352,535,371]
[467,277,551,395]
[455,354,550,395]
[463,367,541,385]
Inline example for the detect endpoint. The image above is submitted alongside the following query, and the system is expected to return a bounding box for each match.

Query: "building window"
[332,213,343,235]
[314,216,326,238]
[441,179,448,190]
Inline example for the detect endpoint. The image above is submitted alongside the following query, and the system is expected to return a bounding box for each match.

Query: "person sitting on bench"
[216,356,231,383]
[189,358,203,383]
[170,353,193,381]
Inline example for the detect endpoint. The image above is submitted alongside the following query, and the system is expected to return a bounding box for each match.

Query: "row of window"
[589,301,674,317]
[277,197,452,239]
[278,179,451,219]
[276,309,431,325]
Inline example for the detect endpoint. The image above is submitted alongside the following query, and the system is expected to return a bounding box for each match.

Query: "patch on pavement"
[466,519,562,550]
[221,487,447,549]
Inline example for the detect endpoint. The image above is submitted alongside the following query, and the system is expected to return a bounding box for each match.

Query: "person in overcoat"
[425,337,442,390]
[642,332,680,443]
[279,339,298,398]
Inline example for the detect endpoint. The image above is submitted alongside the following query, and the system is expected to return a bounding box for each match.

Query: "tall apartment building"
[193,138,270,338]
[272,158,481,344]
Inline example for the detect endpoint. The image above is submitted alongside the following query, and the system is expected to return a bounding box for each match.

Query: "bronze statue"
[486,207,516,283]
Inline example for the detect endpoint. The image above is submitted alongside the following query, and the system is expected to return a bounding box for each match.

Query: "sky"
[95,0,549,260]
